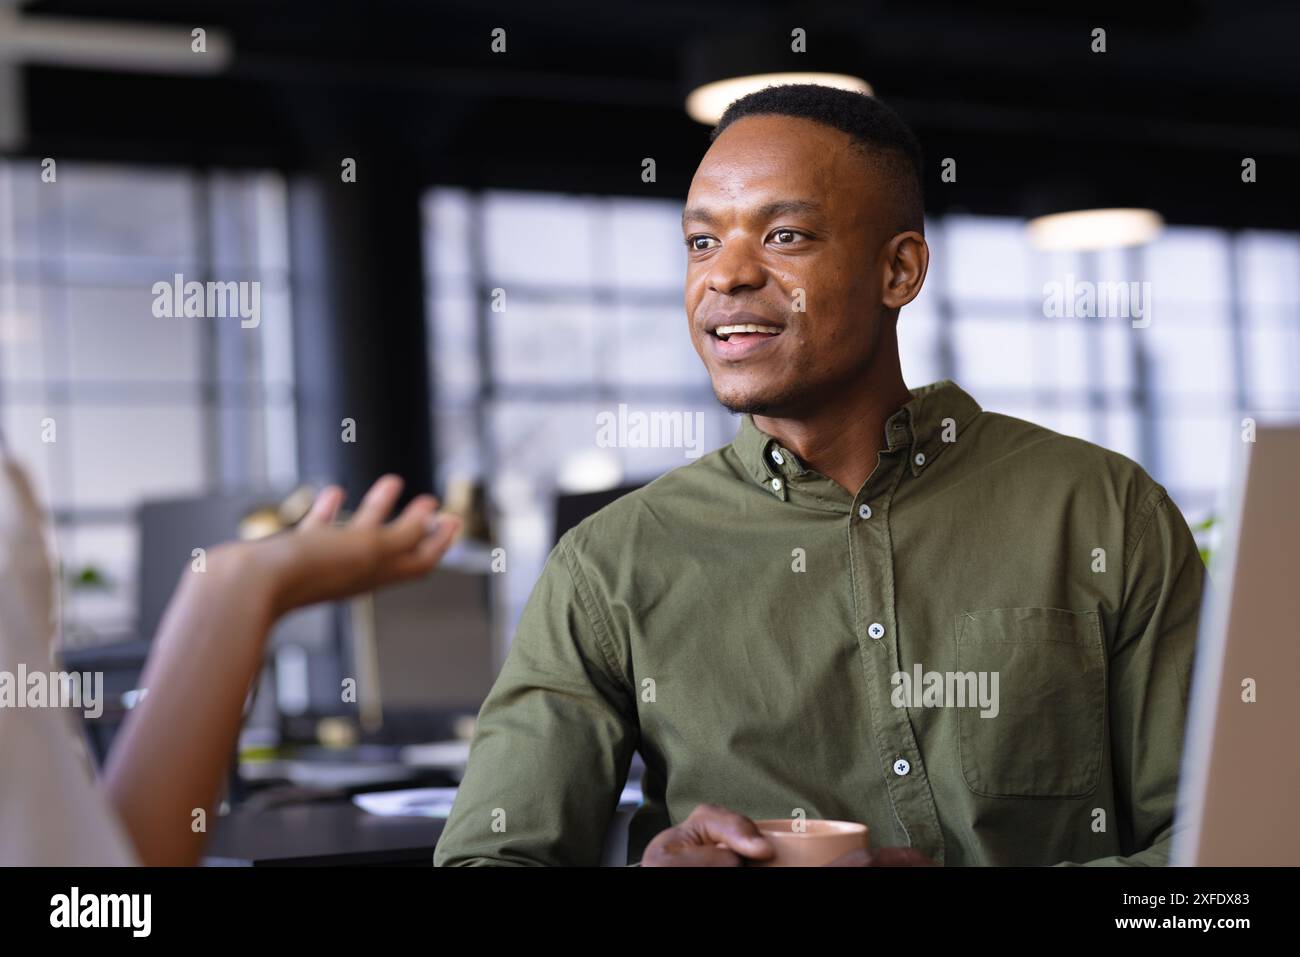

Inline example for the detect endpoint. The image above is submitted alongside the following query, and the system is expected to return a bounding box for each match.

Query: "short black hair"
[711,84,924,233]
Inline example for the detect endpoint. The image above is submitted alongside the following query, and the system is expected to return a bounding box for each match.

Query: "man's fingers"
[299,485,344,530]
[685,805,774,861]
[641,826,747,867]
[658,844,745,867]
[351,474,404,528]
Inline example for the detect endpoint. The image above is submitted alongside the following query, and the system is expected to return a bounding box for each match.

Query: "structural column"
[288,160,434,508]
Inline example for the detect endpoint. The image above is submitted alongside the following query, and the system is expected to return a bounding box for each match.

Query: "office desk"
[205,800,443,866]
[204,798,638,866]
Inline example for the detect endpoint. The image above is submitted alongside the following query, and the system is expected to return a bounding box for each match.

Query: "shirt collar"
[731,380,983,499]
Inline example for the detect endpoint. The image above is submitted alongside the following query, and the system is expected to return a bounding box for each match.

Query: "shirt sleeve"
[434,534,638,866]
[1056,489,1205,866]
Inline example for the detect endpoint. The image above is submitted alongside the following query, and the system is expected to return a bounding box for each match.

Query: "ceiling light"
[686,72,872,125]
[1027,208,1164,252]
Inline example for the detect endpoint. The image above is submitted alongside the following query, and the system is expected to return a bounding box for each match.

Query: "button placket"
[846,449,946,863]
[760,441,803,501]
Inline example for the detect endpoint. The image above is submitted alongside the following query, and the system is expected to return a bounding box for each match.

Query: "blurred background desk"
[205,800,443,867]
[204,797,639,867]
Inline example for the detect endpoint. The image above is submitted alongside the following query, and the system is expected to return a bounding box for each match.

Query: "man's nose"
[706,240,766,296]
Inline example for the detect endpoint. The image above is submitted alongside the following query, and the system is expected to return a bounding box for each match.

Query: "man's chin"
[713,386,795,418]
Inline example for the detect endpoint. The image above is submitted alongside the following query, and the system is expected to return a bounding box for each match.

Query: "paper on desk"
[354,788,460,818]
[353,783,643,819]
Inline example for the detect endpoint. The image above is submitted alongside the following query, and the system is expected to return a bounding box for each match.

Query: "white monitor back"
[1173,425,1300,865]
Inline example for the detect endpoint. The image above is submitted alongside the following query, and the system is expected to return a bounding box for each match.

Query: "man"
[435,84,1203,866]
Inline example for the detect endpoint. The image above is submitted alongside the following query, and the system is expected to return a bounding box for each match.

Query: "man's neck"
[752,376,914,496]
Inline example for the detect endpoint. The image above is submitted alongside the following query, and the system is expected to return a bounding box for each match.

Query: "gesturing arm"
[103,475,461,867]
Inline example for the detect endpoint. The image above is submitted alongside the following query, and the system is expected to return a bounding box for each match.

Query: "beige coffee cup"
[749,819,869,867]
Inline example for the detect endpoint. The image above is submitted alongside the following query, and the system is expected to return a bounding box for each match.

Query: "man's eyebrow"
[682,206,717,229]
[755,199,825,220]
[682,199,825,229]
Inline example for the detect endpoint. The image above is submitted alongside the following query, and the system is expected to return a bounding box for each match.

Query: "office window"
[920,216,1300,517]
[0,161,297,646]
[424,190,1300,645]
[424,189,729,642]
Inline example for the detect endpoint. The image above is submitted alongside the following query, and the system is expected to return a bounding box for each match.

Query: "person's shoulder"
[557,446,741,563]
[969,409,1170,524]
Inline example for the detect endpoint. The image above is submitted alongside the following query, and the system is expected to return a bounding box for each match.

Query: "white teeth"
[715,323,781,337]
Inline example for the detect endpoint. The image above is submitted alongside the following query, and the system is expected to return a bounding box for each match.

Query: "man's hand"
[824,847,939,866]
[640,804,940,867]
[641,804,775,867]
[241,474,462,617]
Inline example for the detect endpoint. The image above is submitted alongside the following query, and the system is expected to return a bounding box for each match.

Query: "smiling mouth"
[713,322,782,342]
[707,321,783,360]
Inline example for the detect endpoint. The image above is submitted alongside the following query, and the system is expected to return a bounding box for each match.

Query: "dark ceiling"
[11,0,1300,227]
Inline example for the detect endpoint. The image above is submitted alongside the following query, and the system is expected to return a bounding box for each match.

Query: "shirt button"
[858,503,872,520]
[770,478,782,492]
[914,451,926,467]
[893,758,911,776]
[770,449,785,466]
[868,622,885,640]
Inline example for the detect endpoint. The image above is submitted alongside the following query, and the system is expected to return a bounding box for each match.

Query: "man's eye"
[770,229,802,244]
[688,236,717,251]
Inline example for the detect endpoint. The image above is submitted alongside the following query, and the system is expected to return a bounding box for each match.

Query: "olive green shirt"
[435,380,1204,866]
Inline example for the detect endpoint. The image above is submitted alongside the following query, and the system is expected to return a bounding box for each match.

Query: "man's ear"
[882,231,929,310]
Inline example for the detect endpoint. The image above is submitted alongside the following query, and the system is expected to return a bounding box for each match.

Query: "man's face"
[683,114,908,416]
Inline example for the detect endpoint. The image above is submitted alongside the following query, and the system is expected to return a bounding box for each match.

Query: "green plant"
[1189,514,1217,567]
[68,564,110,589]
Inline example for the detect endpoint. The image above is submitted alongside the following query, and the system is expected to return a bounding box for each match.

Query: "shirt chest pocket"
[954,607,1106,799]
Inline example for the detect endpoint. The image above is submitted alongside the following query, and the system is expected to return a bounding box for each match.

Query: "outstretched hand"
[255,474,462,616]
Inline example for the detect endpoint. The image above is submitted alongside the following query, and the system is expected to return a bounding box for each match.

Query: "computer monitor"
[1172,424,1300,865]
[136,491,277,643]
[350,567,497,735]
